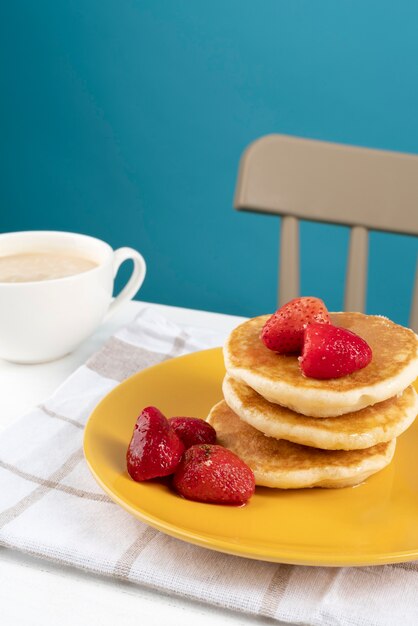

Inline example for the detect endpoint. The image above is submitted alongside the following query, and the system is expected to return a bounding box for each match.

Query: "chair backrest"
[234,134,418,330]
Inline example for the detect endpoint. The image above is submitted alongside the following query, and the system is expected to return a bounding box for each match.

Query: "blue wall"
[1,1,417,324]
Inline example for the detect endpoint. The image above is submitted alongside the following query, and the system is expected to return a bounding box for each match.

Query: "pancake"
[207,400,396,489]
[223,312,418,417]
[223,374,418,450]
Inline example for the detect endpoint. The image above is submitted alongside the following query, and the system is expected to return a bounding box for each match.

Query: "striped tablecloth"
[0,308,417,626]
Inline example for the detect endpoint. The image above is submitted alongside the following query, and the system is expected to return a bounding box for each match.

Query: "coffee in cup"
[0,251,98,283]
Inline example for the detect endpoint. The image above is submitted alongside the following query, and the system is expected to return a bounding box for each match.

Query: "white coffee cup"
[0,231,146,363]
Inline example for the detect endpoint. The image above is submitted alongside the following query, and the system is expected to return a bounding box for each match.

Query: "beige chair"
[234,134,418,331]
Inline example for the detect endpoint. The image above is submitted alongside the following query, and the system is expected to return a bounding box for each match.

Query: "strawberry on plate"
[300,322,372,379]
[127,406,185,481]
[168,417,217,449]
[261,297,330,354]
[173,444,255,505]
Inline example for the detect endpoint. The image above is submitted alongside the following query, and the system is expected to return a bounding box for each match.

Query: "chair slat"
[409,260,418,332]
[235,135,418,322]
[278,216,300,306]
[235,135,418,235]
[344,226,368,312]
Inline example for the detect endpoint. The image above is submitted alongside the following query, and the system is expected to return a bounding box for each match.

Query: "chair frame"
[234,134,418,330]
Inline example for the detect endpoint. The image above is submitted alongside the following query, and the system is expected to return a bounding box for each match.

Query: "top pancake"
[224,312,418,417]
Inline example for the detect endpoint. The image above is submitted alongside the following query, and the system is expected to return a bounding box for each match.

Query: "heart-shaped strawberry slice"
[300,322,372,379]
[261,297,331,354]
[127,406,185,481]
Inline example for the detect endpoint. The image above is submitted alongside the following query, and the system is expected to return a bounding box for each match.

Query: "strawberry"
[173,444,255,505]
[300,322,372,379]
[261,297,330,353]
[168,417,217,449]
[127,406,185,481]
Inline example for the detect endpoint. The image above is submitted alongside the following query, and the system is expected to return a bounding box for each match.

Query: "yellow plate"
[84,348,418,567]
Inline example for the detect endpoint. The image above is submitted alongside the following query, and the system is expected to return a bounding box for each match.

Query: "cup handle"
[105,247,146,320]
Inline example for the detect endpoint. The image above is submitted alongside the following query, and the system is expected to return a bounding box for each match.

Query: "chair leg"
[344,226,368,313]
[278,216,300,307]
[409,258,418,332]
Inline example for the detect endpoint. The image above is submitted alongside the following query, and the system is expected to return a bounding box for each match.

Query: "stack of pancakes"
[208,312,418,489]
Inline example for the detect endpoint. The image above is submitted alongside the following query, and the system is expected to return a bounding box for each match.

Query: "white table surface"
[0,300,285,626]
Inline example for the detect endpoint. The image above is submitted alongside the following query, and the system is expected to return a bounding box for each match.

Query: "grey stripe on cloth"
[85,332,189,382]
[0,449,84,530]
[258,564,293,618]
[169,331,189,357]
[0,458,111,503]
[390,562,418,573]
[113,526,159,579]
[86,338,164,381]
[39,404,84,429]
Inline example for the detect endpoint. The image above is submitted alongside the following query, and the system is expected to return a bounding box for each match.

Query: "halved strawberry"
[261,297,331,354]
[173,444,255,505]
[127,406,185,481]
[168,417,216,449]
[300,322,372,379]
